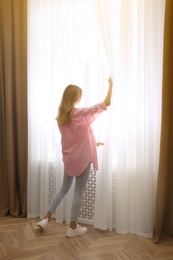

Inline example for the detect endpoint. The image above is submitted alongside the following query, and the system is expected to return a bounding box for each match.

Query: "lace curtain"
[27,0,165,238]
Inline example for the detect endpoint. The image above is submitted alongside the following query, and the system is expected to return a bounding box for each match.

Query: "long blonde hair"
[56,84,82,124]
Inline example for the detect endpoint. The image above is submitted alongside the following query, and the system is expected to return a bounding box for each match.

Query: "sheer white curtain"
[27,0,109,223]
[93,0,165,237]
[27,0,165,238]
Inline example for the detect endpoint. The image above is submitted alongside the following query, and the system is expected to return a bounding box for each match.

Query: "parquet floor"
[0,216,173,260]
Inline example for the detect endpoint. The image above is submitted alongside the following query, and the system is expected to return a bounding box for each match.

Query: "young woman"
[37,77,113,237]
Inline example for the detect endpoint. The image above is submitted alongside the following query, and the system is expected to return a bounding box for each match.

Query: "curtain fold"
[0,0,27,217]
[153,0,173,243]
[93,0,119,231]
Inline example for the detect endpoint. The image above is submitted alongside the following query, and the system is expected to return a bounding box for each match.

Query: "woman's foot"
[66,224,88,237]
[37,218,49,230]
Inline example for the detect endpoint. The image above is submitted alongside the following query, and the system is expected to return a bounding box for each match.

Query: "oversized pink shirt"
[58,102,107,176]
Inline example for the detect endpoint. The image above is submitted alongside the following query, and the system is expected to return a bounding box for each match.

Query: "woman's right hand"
[108,77,113,87]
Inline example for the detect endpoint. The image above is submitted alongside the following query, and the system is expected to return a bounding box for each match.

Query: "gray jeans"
[48,163,91,221]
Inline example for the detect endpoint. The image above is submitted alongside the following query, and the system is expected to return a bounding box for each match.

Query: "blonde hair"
[56,84,82,124]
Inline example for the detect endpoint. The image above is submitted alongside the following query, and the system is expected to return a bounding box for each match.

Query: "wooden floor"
[0,216,173,260]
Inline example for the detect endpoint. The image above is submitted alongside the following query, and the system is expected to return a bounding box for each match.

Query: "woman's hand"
[96,142,104,147]
[108,77,113,87]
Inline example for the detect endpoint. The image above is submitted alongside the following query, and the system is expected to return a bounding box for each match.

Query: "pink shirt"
[58,102,107,176]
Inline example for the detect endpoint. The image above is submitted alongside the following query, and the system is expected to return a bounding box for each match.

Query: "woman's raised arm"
[104,77,113,107]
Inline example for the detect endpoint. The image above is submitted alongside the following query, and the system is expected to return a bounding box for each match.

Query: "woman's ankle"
[70,221,77,229]
[45,211,52,220]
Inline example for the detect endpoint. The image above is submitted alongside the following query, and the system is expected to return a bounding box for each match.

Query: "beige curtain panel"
[154,0,173,243]
[0,0,27,217]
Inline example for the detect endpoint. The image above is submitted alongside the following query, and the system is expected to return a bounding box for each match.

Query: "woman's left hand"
[96,142,104,147]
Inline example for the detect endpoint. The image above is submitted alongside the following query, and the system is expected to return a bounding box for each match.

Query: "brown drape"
[0,0,27,217]
[153,0,173,243]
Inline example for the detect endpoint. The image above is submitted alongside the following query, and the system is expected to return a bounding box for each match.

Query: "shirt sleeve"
[78,102,107,125]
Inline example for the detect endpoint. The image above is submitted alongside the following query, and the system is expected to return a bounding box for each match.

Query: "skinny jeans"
[48,163,91,221]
